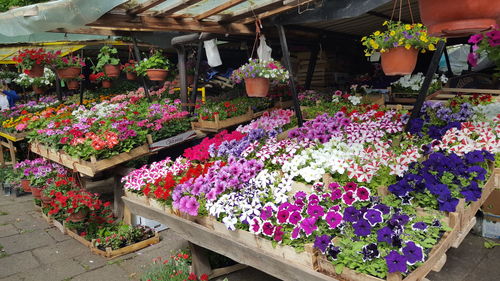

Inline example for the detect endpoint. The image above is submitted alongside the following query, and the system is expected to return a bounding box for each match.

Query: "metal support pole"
[468,44,473,71]
[305,44,320,90]
[190,40,204,112]
[276,24,304,127]
[406,40,446,132]
[131,34,151,101]
[79,49,84,105]
[175,45,188,110]
[55,75,62,102]
[443,46,453,76]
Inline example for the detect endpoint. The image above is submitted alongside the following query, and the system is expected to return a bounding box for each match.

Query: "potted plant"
[54,54,85,79]
[361,21,442,75]
[121,60,138,80]
[89,72,113,88]
[66,74,85,90]
[13,67,56,94]
[96,46,120,78]
[42,174,77,206]
[419,0,500,37]
[136,51,173,81]
[468,26,500,78]
[230,59,290,97]
[12,48,57,78]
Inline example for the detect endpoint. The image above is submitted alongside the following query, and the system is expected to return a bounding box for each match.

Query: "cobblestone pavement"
[0,192,499,281]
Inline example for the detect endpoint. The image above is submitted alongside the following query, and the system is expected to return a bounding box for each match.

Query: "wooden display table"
[0,131,25,167]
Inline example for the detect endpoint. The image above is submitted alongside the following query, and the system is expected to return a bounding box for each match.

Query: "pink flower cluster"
[433,122,500,155]
[237,109,294,133]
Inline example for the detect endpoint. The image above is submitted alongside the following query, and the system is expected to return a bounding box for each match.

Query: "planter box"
[91,232,160,259]
[149,199,165,212]
[192,108,268,132]
[212,220,316,269]
[53,219,67,234]
[124,190,149,206]
[41,211,53,224]
[66,228,93,248]
[362,94,385,106]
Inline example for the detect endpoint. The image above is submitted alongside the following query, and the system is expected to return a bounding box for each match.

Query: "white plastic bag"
[203,39,222,67]
[257,35,272,61]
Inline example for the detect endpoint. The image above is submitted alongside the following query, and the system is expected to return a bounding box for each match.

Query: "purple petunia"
[343,206,361,223]
[364,209,383,226]
[385,250,408,273]
[402,241,424,265]
[353,219,371,236]
[314,235,332,253]
[412,222,428,231]
[377,226,393,244]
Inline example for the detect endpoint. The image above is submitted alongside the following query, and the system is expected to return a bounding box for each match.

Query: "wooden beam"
[239,0,315,24]
[127,0,166,15]
[87,14,253,35]
[195,0,246,20]
[219,0,284,23]
[49,28,123,36]
[154,0,204,16]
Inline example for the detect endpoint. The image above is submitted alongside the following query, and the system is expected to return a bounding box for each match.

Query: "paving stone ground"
[0,192,499,281]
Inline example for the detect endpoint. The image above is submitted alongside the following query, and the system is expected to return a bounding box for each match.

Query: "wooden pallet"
[91,232,160,259]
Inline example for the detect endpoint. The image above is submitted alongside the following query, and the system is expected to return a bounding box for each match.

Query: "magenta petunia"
[300,217,318,236]
[325,211,343,229]
[262,221,275,237]
[288,211,303,225]
[330,188,343,201]
[356,187,371,201]
[307,204,325,218]
[342,190,357,205]
[277,210,290,224]
[344,182,358,191]
[291,227,301,240]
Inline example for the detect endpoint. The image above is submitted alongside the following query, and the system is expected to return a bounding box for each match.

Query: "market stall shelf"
[191,107,269,132]
[0,131,25,167]
[122,197,334,281]
[91,232,160,259]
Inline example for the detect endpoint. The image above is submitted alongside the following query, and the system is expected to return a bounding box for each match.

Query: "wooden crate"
[316,227,455,281]
[124,190,150,206]
[91,232,160,259]
[66,228,93,248]
[192,107,268,132]
[41,211,53,224]
[362,94,385,106]
[211,220,316,269]
[53,219,67,234]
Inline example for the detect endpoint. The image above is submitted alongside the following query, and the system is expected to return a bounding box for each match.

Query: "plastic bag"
[204,39,222,67]
[257,35,272,61]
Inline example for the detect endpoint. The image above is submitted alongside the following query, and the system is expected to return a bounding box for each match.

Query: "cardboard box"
[482,189,500,222]
[482,217,500,239]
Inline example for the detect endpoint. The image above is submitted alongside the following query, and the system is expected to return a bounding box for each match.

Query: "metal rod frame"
[276,24,304,127]
[305,44,320,90]
[131,34,152,101]
[443,46,453,76]
[190,41,204,113]
[406,40,446,132]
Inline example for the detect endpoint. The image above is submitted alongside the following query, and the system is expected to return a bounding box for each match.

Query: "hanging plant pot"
[67,80,80,90]
[102,80,112,88]
[126,72,137,80]
[67,209,88,223]
[56,67,81,79]
[20,179,32,192]
[380,47,418,76]
[27,64,44,78]
[31,187,43,199]
[104,64,120,78]
[146,69,168,81]
[419,0,500,37]
[32,85,45,95]
[244,78,270,97]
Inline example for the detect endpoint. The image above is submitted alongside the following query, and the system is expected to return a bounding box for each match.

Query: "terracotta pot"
[67,80,80,90]
[31,187,43,199]
[244,78,270,97]
[126,72,137,80]
[32,85,45,95]
[67,209,88,223]
[56,67,81,79]
[27,64,44,78]
[104,64,120,78]
[102,80,112,88]
[20,179,32,192]
[146,69,168,81]
[41,194,53,204]
[187,75,194,86]
[419,0,500,37]
[381,47,419,76]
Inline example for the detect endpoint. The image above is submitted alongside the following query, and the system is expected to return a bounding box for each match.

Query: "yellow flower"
[380,48,386,53]
[417,23,423,28]
[405,24,411,30]
[428,44,436,51]
[398,40,404,46]
[405,44,411,50]
[421,49,427,53]
[390,31,396,36]
[361,36,367,41]
[383,21,388,26]
[374,31,381,36]
[420,35,428,42]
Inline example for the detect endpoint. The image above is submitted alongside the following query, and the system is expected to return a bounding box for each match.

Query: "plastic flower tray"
[192,107,268,132]
[90,232,160,259]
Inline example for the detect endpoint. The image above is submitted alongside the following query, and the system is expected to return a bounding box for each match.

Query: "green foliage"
[95,46,120,71]
[135,51,173,76]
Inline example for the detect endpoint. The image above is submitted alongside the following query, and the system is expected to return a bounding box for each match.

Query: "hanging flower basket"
[419,0,500,37]
[104,64,120,78]
[146,69,168,81]
[27,64,44,78]
[32,85,45,95]
[126,72,137,80]
[67,209,88,223]
[67,80,80,90]
[56,67,81,79]
[102,80,112,88]
[245,78,270,97]
[381,47,419,76]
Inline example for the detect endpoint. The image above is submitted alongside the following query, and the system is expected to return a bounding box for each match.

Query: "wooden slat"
[441,88,500,94]
[87,13,253,35]
[123,197,334,281]
[239,0,315,24]
[195,0,246,20]
[127,0,166,15]
[219,0,284,23]
[154,0,204,16]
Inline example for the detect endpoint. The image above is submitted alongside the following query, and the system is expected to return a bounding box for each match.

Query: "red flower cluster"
[183,130,246,162]
[12,48,59,69]
[153,173,176,200]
